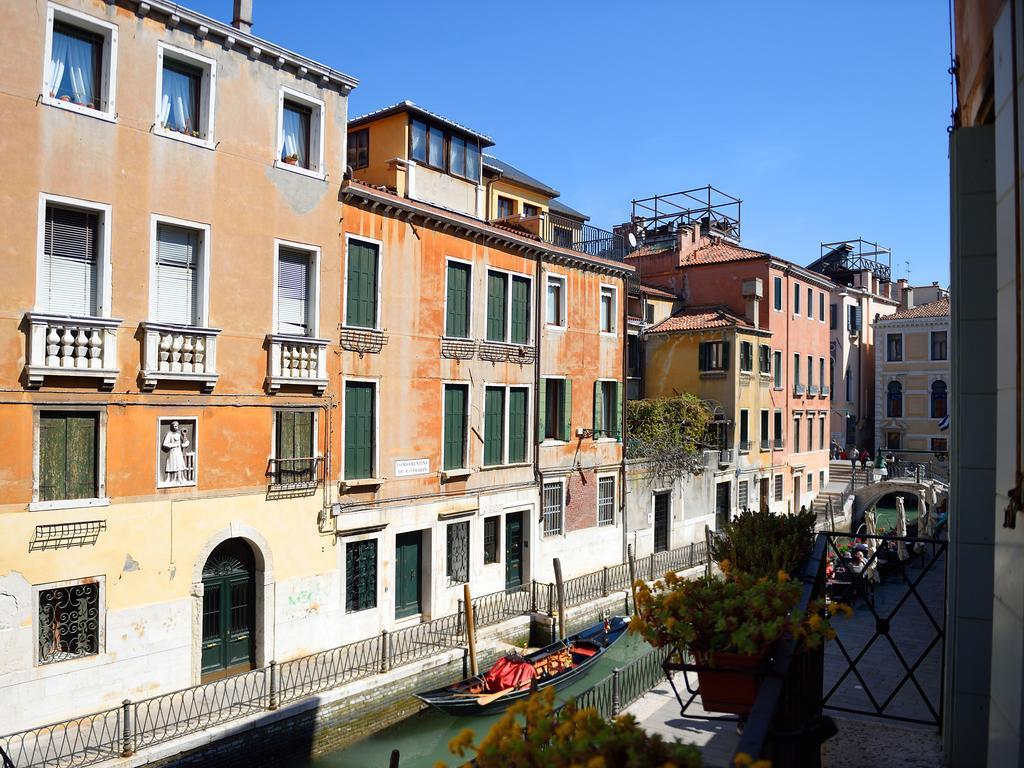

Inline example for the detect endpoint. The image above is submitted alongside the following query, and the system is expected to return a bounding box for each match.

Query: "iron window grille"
[38,582,100,664]
[737,480,749,511]
[597,477,615,526]
[543,482,564,536]
[446,521,470,585]
[345,540,377,613]
[483,516,499,564]
[774,475,783,501]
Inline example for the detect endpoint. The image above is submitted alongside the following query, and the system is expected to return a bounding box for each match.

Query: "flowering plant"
[710,507,816,579]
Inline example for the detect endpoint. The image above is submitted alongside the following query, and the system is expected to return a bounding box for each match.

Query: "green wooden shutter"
[698,342,707,371]
[537,378,547,441]
[486,272,506,341]
[346,240,378,329]
[345,383,374,479]
[443,385,467,470]
[39,413,68,502]
[294,411,313,481]
[614,381,623,441]
[593,381,603,437]
[484,387,505,465]
[562,379,572,441]
[722,341,731,370]
[445,263,469,338]
[276,411,295,460]
[65,414,97,500]
[510,276,530,344]
[508,388,527,463]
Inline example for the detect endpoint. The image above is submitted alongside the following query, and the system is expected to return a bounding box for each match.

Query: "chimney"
[900,284,915,311]
[741,278,763,329]
[232,0,253,33]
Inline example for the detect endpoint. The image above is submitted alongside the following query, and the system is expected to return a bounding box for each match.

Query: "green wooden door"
[505,512,523,589]
[395,531,422,619]
[653,493,670,553]
[201,540,255,678]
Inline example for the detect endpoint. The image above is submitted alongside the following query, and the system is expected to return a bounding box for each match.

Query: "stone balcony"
[24,312,122,389]
[139,322,221,392]
[266,334,329,394]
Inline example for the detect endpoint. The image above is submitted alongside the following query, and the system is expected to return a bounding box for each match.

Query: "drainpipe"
[485,169,503,222]
[621,271,629,563]
[532,247,543,582]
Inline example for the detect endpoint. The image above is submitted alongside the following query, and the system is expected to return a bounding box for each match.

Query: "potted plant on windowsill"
[283,153,299,165]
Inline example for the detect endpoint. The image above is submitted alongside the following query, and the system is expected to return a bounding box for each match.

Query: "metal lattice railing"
[558,644,674,720]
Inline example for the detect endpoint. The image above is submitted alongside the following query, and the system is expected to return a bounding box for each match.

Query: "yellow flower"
[807,613,823,631]
[733,753,753,767]
[776,570,789,583]
[838,602,854,618]
[720,559,732,574]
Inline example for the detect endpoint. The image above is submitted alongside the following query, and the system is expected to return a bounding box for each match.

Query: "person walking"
[850,449,858,474]
[860,449,869,472]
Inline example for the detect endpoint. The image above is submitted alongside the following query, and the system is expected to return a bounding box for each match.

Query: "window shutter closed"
[39,412,97,502]
[346,240,378,329]
[510,276,530,344]
[484,388,504,465]
[43,206,99,316]
[537,378,547,441]
[721,341,730,370]
[276,411,296,460]
[486,272,506,341]
[154,224,199,326]
[508,388,527,463]
[445,262,469,338]
[345,383,374,479]
[278,250,310,335]
[38,414,68,502]
[562,379,572,442]
[593,381,603,434]
[443,385,466,470]
[614,381,623,440]
[698,342,708,371]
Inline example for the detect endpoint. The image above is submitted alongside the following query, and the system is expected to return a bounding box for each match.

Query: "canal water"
[869,492,921,532]
[294,631,654,768]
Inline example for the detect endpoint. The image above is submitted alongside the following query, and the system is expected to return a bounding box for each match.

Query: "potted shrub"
[710,507,816,579]
[283,153,299,165]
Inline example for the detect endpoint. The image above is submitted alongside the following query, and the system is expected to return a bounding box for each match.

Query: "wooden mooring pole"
[627,544,638,616]
[463,583,478,677]
[553,558,567,641]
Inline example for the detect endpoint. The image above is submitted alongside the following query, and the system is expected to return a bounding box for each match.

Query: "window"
[277,88,324,176]
[445,260,471,338]
[486,271,530,344]
[276,244,317,336]
[819,358,826,393]
[793,354,801,389]
[593,380,621,439]
[483,517,499,564]
[37,580,101,664]
[773,351,782,388]
[155,43,215,146]
[541,378,571,441]
[773,276,783,311]
[152,218,207,327]
[848,304,861,332]
[699,341,729,372]
[759,345,771,375]
[886,381,903,418]
[446,521,470,585]
[793,283,801,314]
[845,369,852,401]
[820,470,825,489]
[886,333,903,362]
[737,480,749,511]
[543,481,564,536]
[345,540,377,613]
[886,431,902,450]
[830,303,837,330]
[807,472,813,492]
[345,239,379,329]
[774,410,783,447]
[931,438,949,453]
[931,380,948,419]
[739,409,749,451]
[819,292,825,321]
[523,203,540,218]
[774,475,783,501]
[597,476,615,526]
[931,331,948,361]
[645,302,655,324]
[274,410,315,486]
[739,341,753,373]
[410,119,444,169]
[819,415,826,449]
[484,386,529,465]
[43,5,118,119]
[600,285,617,334]
[760,410,769,449]
[443,384,468,471]
[793,417,801,453]
[807,415,813,452]
[546,275,566,327]
[158,417,197,488]
[40,201,105,316]
[807,354,813,390]
[807,287,813,317]
[344,382,375,480]
[411,119,480,181]
[496,196,515,218]
[38,412,99,503]
[348,128,369,169]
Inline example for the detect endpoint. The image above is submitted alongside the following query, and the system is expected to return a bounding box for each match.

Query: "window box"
[793,383,806,396]
[24,312,121,389]
[42,4,118,123]
[140,323,220,391]
[340,477,383,490]
[266,334,329,394]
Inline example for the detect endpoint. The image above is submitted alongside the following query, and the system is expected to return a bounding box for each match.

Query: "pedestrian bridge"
[852,477,949,520]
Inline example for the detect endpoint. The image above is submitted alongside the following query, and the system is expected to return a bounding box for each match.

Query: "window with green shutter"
[345,239,378,329]
[443,384,468,470]
[593,381,619,439]
[275,410,314,485]
[486,271,507,342]
[483,387,505,465]
[445,262,471,338]
[38,412,98,502]
[345,539,377,613]
[345,382,375,479]
[508,387,527,463]
[510,276,530,344]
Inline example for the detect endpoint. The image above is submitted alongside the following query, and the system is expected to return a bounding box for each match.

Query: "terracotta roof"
[884,297,951,321]
[638,283,677,300]
[681,240,770,266]
[646,305,754,334]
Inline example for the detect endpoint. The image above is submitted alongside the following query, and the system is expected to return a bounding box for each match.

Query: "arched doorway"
[201,539,256,680]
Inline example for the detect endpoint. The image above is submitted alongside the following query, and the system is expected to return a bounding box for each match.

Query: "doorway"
[395,531,423,619]
[794,475,802,511]
[505,512,524,589]
[201,539,256,680]
[653,493,670,553]
[715,482,731,530]
[759,477,770,512]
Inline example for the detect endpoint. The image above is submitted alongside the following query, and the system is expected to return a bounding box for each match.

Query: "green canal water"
[296,631,654,768]
[869,493,921,532]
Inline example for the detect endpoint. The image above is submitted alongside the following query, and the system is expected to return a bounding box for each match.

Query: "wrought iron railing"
[544,213,626,262]
[557,644,674,720]
[266,456,324,490]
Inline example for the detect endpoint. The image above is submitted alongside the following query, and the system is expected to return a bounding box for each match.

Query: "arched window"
[931,380,948,419]
[887,381,903,418]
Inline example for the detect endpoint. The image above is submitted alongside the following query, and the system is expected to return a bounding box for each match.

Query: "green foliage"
[626,394,713,482]
[710,508,816,580]
[444,686,703,768]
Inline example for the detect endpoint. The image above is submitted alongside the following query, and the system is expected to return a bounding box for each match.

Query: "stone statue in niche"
[160,419,196,486]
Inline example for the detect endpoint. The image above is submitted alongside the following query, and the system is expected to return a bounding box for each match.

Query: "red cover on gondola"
[483,655,537,692]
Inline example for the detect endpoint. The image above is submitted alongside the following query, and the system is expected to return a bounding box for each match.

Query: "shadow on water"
[295,632,653,768]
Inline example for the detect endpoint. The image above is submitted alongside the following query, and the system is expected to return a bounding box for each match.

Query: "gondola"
[413,615,629,715]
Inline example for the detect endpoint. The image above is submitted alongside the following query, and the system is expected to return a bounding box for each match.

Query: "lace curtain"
[281,105,310,167]
[160,65,197,134]
[49,26,96,105]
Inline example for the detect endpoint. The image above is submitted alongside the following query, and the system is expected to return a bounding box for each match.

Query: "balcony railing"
[718,448,734,465]
[544,212,626,262]
[24,312,122,389]
[794,383,806,396]
[140,323,220,392]
[266,335,329,394]
[821,385,830,397]
[809,384,820,396]
[760,439,770,451]
[267,457,324,491]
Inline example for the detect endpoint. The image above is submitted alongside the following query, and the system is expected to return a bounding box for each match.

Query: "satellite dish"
[627,231,638,249]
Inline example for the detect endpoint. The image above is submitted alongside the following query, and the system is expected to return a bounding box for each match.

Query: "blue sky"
[192,1,952,285]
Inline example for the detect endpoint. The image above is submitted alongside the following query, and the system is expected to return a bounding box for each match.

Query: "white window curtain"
[277,250,311,335]
[49,24,97,105]
[43,206,99,316]
[160,63,197,134]
[154,224,199,326]
[281,104,310,167]
[546,280,561,325]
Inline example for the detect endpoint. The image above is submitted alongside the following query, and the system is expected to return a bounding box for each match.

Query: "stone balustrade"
[140,323,221,391]
[266,334,329,394]
[24,312,122,389]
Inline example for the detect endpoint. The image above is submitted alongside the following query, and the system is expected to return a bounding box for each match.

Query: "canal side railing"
[0,541,708,768]
[556,644,674,720]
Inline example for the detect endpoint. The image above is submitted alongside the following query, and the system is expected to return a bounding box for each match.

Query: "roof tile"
[884,297,950,321]
[646,305,754,334]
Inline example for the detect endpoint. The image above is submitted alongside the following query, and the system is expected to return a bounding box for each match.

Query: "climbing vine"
[626,394,714,485]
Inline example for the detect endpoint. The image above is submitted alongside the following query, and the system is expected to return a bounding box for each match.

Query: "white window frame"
[599,283,618,336]
[793,282,801,316]
[542,477,566,538]
[594,378,620,442]
[596,472,617,527]
[340,378,379,482]
[441,379,472,472]
[30,406,109,512]
[545,273,567,329]
[42,3,118,123]
[153,42,217,150]
[155,415,199,489]
[148,214,211,327]
[442,256,473,339]
[541,374,568,445]
[342,233,384,331]
[36,193,113,318]
[486,267,533,345]
[806,287,813,318]
[275,85,326,180]
[738,408,750,452]
[481,382,532,467]
[32,576,106,667]
[272,238,321,337]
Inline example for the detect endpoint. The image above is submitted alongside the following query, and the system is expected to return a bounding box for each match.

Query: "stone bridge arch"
[852,479,949,521]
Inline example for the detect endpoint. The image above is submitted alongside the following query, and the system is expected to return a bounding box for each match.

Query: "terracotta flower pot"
[693,650,767,715]
[283,156,298,165]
